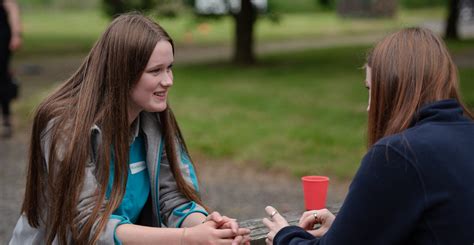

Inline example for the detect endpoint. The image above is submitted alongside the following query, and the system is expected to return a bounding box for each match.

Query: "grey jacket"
[10,112,207,244]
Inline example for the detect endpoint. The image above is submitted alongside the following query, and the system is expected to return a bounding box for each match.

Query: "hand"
[9,34,21,51]
[262,206,289,245]
[185,221,237,245]
[298,209,335,237]
[204,211,251,245]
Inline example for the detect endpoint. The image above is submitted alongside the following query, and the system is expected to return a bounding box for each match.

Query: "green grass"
[13,42,474,179]
[18,7,445,57]
[166,43,474,179]
[13,7,474,180]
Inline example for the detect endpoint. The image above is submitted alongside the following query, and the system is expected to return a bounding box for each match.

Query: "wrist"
[180,228,187,245]
[12,32,22,38]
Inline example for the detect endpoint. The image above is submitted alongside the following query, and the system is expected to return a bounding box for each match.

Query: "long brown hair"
[366,27,474,147]
[21,13,204,244]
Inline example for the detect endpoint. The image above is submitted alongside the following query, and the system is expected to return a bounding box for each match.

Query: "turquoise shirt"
[106,133,150,244]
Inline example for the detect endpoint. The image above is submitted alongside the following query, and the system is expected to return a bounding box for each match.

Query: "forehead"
[147,40,173,65]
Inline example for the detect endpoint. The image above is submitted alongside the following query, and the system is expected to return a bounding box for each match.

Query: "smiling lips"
[153,91,167,99]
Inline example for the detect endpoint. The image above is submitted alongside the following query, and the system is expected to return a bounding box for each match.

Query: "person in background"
[10,13,249,244]
[0,0,22,138]
[263,27,474,244]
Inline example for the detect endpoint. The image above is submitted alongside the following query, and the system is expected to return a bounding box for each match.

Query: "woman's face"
[128,40,174,120]
[365,66,372,112]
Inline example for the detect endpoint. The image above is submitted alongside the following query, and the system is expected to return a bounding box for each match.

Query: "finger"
[307,227,328,238]
[265,238,272,245]
[232,235,243,245]
[299,215,318,230]
[217,238,234,245]
[265,206,286,223]
[264,206,277,217]
[215,228,237,238]
[262,218,274,229]
[237,228,251,236]
[299,210,314,223]
[223,216,239,233]
[267,231,276,240]
[208,211,224,223]
[241,235,251,244]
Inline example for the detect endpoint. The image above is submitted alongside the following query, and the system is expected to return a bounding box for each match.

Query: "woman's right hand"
[185,221,250,245]
[298,209,335,237]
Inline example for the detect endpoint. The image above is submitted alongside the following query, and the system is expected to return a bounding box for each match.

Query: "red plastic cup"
[301,176,330,210]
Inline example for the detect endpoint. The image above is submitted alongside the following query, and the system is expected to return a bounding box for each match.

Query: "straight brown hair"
[366,27,473,147]
[21,13,204,244]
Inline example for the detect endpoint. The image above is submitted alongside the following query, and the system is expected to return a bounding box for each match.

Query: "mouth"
[153,91,167,99]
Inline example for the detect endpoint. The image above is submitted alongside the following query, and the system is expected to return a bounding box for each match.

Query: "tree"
[102,0,155,17]
[232,0,257,64]
[102,0,266,65]
[193,0,265,65]
[445,0,460,40]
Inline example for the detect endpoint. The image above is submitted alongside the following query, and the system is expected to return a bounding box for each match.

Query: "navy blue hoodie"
[275,99,474,245]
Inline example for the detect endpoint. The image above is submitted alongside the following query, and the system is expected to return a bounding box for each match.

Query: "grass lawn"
[13,42,474,179]
[13,7,474,180]
[171,46,367,178]
[169,43,474,179]
[18,7,445,57]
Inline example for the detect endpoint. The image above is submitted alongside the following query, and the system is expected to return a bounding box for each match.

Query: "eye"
[167,64,173,72]
[149,68,161,75]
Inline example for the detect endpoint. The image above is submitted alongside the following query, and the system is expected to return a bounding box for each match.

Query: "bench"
[238,204,341,244]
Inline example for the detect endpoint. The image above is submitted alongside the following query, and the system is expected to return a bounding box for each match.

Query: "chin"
[146,103,168,113]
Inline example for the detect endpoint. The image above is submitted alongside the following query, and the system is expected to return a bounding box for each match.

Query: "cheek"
[131,77,156,101]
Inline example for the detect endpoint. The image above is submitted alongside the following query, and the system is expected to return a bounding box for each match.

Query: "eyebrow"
[146,62,174,70]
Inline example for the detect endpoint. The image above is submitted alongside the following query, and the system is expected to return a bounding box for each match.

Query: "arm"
[273,144,425,245]
[158,148,208,227]
[3,0,22,51]
[40,124,122,244]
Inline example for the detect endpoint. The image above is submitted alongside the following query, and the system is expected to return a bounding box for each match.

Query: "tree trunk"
[445,0,460,40]
[319,0,330,6]
[233,0,257,65]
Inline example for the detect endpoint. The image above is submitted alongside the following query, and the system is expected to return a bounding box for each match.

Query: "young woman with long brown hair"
[263,27,474,244]
[10,13,250,244]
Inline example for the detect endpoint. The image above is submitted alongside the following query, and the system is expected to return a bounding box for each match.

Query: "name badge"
[130,161,146,174]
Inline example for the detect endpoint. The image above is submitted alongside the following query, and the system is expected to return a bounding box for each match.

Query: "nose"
[161,72,173,87]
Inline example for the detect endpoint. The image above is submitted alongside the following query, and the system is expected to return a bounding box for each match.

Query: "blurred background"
[1,0,474,242]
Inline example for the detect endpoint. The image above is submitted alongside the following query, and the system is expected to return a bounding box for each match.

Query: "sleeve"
[274,144,426,245]
[41,122,122,244]
[158,147,208,228]
[73,163,128,245]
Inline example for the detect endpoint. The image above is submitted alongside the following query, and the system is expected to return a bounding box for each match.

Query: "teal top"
[106,133,150,245]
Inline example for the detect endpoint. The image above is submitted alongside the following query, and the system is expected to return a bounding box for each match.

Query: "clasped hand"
[186,211,251,245]
[262,206,335,244]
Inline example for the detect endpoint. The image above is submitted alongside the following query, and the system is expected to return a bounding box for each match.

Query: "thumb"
[203,220,219,229]
[307,227,327,238]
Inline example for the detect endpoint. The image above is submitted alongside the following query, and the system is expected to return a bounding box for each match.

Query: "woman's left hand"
[262,206,289,245]
[205,211,251,245]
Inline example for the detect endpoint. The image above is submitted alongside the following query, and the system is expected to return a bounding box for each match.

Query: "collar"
[129,116,140,144]
[411,99,470,127]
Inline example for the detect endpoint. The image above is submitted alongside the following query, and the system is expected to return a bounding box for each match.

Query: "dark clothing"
[0,0,13,117]
[275,99,474,245]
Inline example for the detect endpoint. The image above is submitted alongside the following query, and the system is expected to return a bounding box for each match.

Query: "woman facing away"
[263,27,474,244]
[10,13,250,244]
